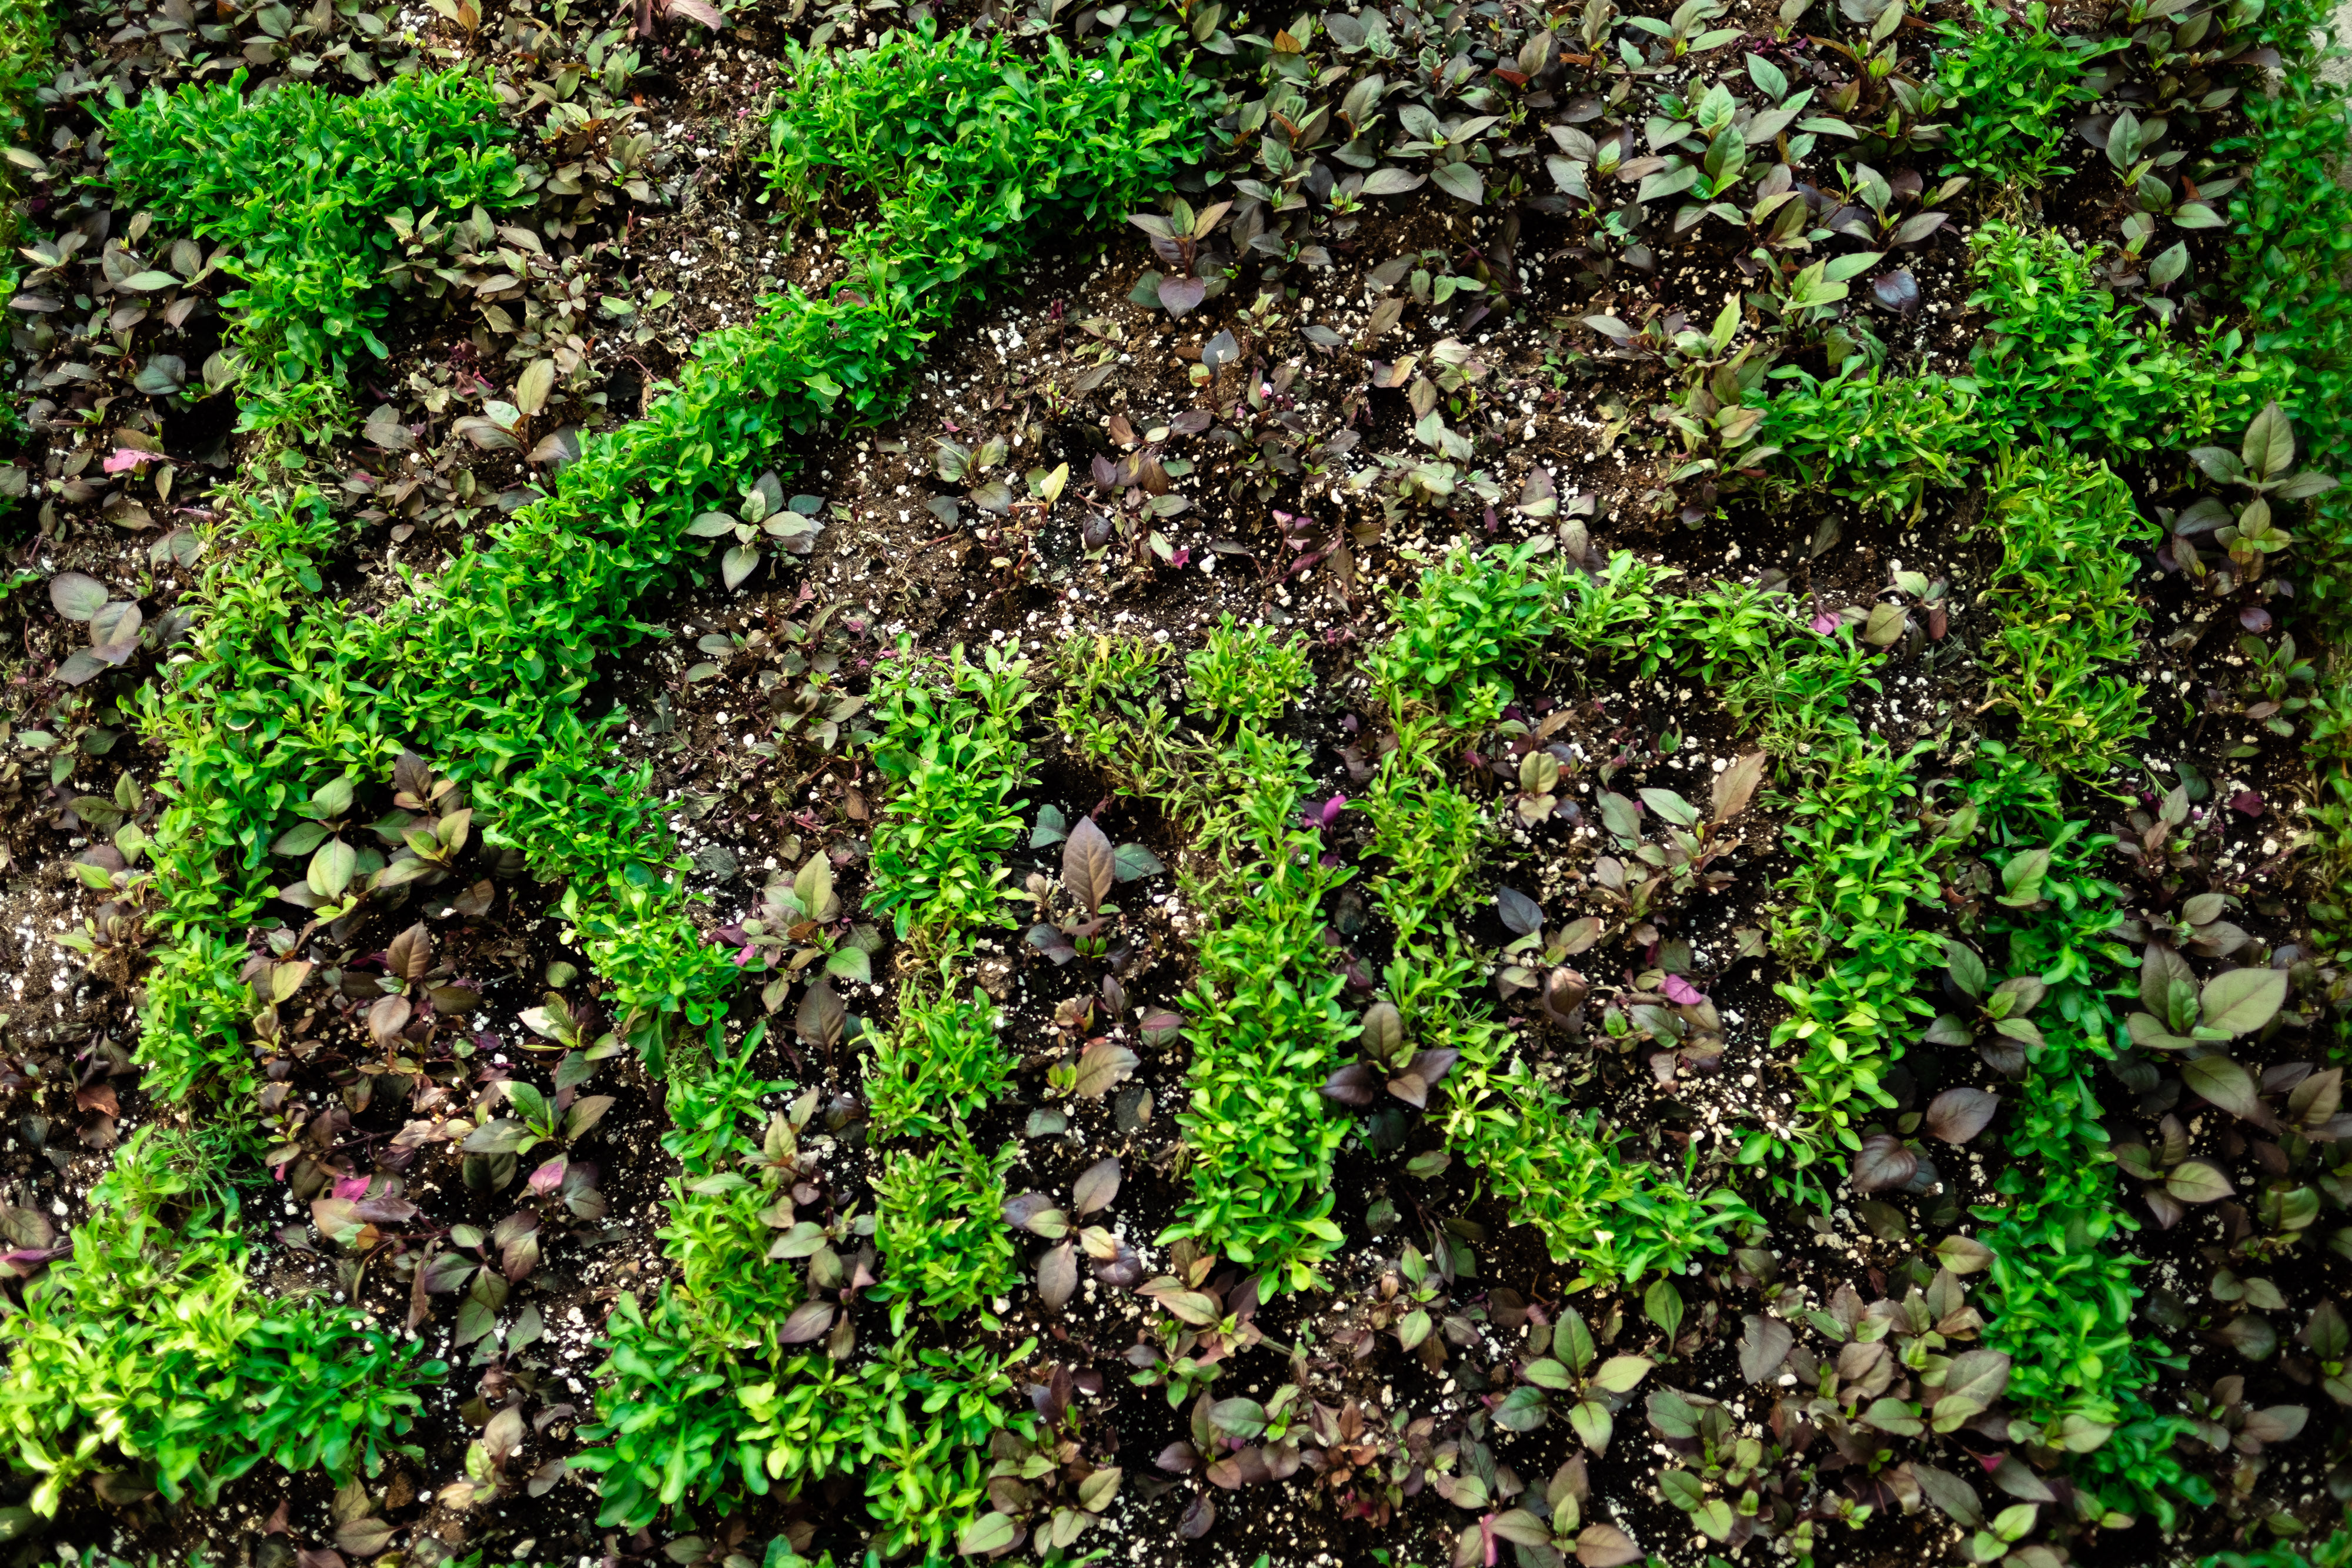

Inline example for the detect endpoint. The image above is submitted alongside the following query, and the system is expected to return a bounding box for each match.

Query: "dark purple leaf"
[1064,815,1116,912]
[1321,1064,1379,1106]
[1869,269,1920,316]
[1738,1313,1792,1383]
[1073,1156,1121,1216]
[776,1299,836,1343]
[1158,276,1207,317]
[1038,1240,1079,1309]
[1851,1134,1918,1193]
[1495,887,1543,935]
[1923,1087,2000,1144]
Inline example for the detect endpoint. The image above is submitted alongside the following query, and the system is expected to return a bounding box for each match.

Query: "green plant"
[105,71,527,433]
[864,641,1034,941]
[1756,739,1957,1194]
[1160,726,1358,1291]
[0,1129,443,1515]
[0,0,54,255]
[871,1131,1020,1325]
[1956,747,2209,1529]
[1967,447,2159,780]
[1185,614,1310,727]
[1360,715,1491,933]
[865,963,1013,1139]
[1935,0,2114,189]
[761,22,1202,306]
[1965,222,2263,452]
[1753,364,1982,519]
[2217,6,2352,614]
[1363,540,1568,724]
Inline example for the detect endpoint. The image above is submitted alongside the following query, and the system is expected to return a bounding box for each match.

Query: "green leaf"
[1566,1397,1613,1454]
[1592,1355,1652,1393]
[1493,1385,1550,1431]
[2200,967,2287,1037]
[2243,400,2296,479]
[956,1512,1020,1556]
[2166,1159,2233,1203]
[1429,161,1486,205]
[1111,842,1166,881]
[308,838,356,900]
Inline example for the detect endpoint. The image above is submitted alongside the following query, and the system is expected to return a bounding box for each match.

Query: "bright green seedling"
[1185,614,1311,727]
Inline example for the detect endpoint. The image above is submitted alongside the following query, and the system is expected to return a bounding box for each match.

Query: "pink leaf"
[1809,612,1839,634]
[2231,790,2266,817]
[102,448,153,474]
[1662,974,1705,1006]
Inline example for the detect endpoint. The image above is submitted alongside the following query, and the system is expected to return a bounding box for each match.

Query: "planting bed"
[0,0,2349,1564]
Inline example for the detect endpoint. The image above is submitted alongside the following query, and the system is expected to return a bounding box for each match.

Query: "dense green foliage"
[106,72,525,432]
[1935,0,2112,189]
[864,644,1034,940]
[0,1131,442,1515]
[0,0,55,254]
[763,22,1202,306]
[1163,726,1360,1290]
[865,971,1013,1139]
[1969,449,2158,778]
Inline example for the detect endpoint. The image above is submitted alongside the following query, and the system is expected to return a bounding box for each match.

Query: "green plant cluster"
[581,1289,1034,1550]
[870,1133,1020,1325]
[1933,0,2113,190]
[1185,613,1310,727]
[864,643,1034,941]
[761,21,1202,306]
[857,643,1031,1319]
[1957,747,2210,1529]
[1162,723,1359,1291]
[1756,739,1955,1195]
[85,21,1195,1545]
[866,968,1014,1139]
[1965,221,2267,453]
[1758,223,2269,514]
[2200,1522,2352,1568]
[1968,448,2159,780]
[1754,363,1982,519]
[1364,539,1566,724]
[0,0,54,255]
[105,71,527,433]
[0,1129,442,1516]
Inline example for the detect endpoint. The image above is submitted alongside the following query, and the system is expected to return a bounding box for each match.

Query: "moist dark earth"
[0,0,2347,1564]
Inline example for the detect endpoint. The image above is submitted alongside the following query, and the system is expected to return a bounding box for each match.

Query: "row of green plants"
[2213,0,2352,975]
[1753,22,2352,1506]
[1160,720,1361,1289]
[0,0,52,253]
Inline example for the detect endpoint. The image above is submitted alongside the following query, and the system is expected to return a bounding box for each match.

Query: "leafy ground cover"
[0,0,2348,1563]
